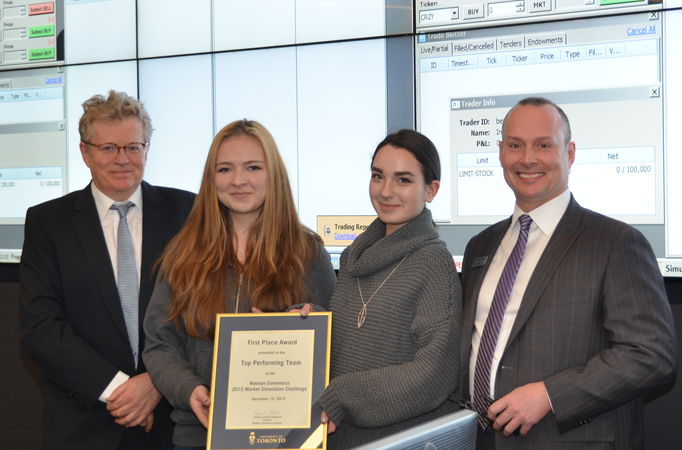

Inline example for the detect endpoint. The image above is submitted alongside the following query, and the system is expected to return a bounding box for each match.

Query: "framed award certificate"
[207,313,332,450]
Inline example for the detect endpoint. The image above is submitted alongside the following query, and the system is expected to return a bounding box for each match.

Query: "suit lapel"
[460,218,510,396]
[139,182,169,325]
[71,185,129,340]
[504,197,586,351]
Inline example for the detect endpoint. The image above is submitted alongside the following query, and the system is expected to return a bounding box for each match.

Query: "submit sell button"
[29,47,55,60]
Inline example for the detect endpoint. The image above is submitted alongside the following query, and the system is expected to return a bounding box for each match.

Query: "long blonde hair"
[159,120,321,339]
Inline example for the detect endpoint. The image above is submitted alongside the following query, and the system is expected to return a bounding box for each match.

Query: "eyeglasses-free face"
[214,134,268,227]
[80,118,148,202]
[499,104,575,213]
[370,144,439,236]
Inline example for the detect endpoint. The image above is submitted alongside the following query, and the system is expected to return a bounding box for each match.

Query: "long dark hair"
[372,129,441,184]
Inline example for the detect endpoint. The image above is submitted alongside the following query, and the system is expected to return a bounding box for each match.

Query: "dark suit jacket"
[460,196,676,450]
[20,181,195,450]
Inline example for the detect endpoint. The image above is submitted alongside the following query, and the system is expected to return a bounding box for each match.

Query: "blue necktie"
[473,214,533,430]
[111,202,139,368]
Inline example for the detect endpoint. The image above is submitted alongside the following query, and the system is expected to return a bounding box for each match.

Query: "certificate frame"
[207,313,332,450]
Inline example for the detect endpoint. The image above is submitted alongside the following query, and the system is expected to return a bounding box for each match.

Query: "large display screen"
[2,0,682,278]
[0,0,412,268]
[416,9,682,276]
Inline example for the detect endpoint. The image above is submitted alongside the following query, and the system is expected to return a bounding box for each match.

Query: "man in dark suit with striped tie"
[459,97,676,449]
[20,90,195,450]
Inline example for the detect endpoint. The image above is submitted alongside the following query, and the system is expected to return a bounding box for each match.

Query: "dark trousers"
[117,426,159,450]
[476,426,496,450]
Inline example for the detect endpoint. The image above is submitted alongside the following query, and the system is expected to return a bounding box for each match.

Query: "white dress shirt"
[469,188,571,400]
[91,183,144,402]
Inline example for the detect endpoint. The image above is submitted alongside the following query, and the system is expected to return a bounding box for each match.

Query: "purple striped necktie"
[473,214,533,430]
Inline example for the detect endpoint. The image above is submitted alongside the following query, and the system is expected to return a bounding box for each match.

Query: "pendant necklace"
[357,254,409,328]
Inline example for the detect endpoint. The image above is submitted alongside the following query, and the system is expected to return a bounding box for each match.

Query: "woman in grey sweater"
[143,120,336,450]
[319,130,462,449]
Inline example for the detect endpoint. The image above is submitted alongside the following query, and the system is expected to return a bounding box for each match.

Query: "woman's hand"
[253,304,313,317]
[190,385,211,428]
[289,303,314,317]
[321,411,336,434]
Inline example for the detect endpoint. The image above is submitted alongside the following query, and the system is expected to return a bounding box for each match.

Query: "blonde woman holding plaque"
[143,120,336,450]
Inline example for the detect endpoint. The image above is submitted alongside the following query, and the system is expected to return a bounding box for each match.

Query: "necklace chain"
[357,254,409,328]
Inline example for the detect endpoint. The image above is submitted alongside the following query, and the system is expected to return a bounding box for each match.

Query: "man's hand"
[321,411,336,434]
[140,412,155,433]
[488,381,551,437]
[190,385,211,429]
[106,373,162,429]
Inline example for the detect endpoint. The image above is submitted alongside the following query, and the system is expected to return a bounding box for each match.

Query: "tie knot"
[518,214,532,232]
[110,201,135,218]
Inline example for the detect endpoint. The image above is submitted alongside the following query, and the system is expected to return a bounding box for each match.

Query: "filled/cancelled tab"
[452,39,496,54]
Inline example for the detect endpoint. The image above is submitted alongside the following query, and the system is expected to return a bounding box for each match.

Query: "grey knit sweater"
[142,244,336,448]
[318,208,462,449]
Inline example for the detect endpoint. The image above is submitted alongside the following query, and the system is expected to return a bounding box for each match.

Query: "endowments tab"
[452,39,496,54]
[525,33,566,48]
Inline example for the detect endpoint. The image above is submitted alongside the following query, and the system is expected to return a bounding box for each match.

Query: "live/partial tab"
[28,2,54,15]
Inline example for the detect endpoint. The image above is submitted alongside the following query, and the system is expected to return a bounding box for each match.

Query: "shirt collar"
[511,188,571,236]
[91,183,143,221]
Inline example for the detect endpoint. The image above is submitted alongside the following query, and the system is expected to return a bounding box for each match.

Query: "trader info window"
[417,12,663,226]
[0,66,66,224]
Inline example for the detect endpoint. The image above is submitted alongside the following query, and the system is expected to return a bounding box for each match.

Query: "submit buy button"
[29,25,55,38]
[29,47,55,60]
